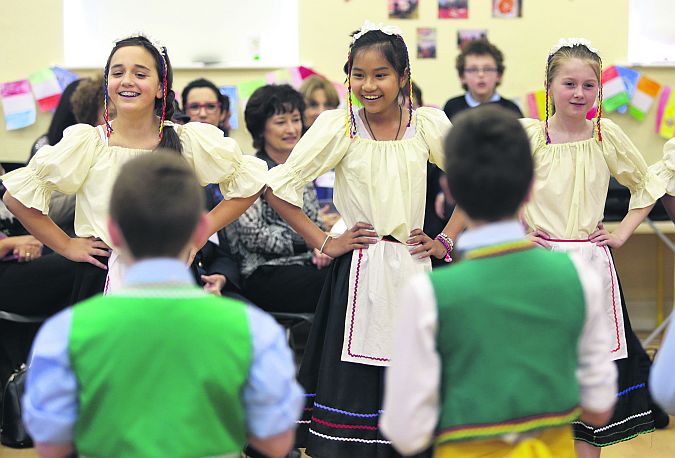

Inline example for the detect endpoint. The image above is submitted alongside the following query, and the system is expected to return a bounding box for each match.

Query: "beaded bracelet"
[434,233,454,263]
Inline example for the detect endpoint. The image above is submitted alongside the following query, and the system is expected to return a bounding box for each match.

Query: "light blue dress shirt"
[23,258,304,444]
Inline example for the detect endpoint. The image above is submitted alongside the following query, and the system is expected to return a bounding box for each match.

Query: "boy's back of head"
[444,105,533,222]
[110,152,204,259]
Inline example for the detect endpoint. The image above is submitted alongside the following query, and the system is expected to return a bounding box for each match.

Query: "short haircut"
[181,78,230,112]
[244,84,305,150]
[71,75,106,125]
[444,105,533,221]
[456,39,506,90]
[109,153,204,259]
[299,75,340,109]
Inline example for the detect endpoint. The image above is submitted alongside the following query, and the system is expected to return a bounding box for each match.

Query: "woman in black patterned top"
[227,84,331,313]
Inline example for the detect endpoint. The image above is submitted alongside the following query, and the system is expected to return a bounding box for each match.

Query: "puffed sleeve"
[518,118,545,156]
[649,138,675,196]
[1,124,99,214]
[601,119,666,210]
[178,122,268,199]
[417,107,452,171]
[267,109,351,207]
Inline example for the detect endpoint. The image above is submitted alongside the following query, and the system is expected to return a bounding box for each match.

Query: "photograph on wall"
[492,0,521,18]
[439,0,468,19]
[389,0,420,19]
[417,28,437,59]
[457,29,487,49]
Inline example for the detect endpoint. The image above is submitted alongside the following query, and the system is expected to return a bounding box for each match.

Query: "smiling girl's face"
[107,46,162,115]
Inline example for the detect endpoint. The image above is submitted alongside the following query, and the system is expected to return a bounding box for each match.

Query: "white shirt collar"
[465,91,501,108]
[456,220,526,252]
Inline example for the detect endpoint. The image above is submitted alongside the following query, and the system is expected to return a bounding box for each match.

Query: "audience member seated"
[0,178,78,397]
[181,77,231,135]
[191,184,244,299]
[178,78,242,296]
[299,75,341,230]
[299,75,340,129]
[228,84,331,313]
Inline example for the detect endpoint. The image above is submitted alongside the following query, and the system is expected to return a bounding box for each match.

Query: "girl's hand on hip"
[589,223,625,248]
[323,222,378,258]
[527,229,551,249]
[64,237,110,269]
[408,228,446,259]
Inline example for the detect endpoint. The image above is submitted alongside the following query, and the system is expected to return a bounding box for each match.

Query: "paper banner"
[219,85,239,130]
[51,66,80,91]
[657,87,675,139]
[615,66,640,114]
[656,86,671,133]
[265,68,302,88]
[237,79,266,108]
[628,76,661,121]
[602,66,630,113]
[526,90,548,120]
[298,66,319,81]
[29,68,63,112]
[0,80,37,130]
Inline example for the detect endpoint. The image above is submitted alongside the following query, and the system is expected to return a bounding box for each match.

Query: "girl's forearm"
[3,192,71,255]
[265,190,326,249]
[441,207,467,241]
[206,190,263,237]
[614,204,654,244]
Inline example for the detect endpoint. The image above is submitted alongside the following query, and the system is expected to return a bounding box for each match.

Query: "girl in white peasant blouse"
[2,36,266,300]
[265,23,452,458]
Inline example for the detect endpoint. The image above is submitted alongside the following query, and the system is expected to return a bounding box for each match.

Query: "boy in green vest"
[23,154,303,458]
[381,106,617,458]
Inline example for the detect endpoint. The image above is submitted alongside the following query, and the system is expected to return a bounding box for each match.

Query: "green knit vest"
[69,287,252,458]
[430,246,585,445]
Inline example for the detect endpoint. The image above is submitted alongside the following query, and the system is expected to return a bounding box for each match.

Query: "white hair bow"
[549,37,599,56]
[352,20,403,44]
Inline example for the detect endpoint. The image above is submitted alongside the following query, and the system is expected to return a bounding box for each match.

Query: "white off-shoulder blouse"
[650,138,675,197]
[520,118,665,239]
[267,107,451,243]
[1,122,267,247]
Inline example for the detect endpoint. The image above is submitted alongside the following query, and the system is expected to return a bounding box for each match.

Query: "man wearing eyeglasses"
[181,78,231,135]
[442,39,523,122]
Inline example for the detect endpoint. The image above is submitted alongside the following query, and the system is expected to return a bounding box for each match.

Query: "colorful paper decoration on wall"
[526,89,547,120]
[615,66,640,114]
[629,76,661,121]
[657,87,675,139]
[219,85,239,130]
[601,66,630,113]
[0,80,36,130]
[51,66,80,91]
[29,68,63,112]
